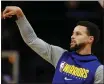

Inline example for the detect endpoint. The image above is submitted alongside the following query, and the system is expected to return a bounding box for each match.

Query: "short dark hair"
[77,21,100,44]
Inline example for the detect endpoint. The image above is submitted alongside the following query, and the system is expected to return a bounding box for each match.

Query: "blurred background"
[1,1,103,84]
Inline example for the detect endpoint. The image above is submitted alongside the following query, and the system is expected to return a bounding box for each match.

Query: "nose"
[71,34,75,39]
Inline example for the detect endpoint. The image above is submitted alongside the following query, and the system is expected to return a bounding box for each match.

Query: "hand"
[98,0,103,8]
[3,6,24,19]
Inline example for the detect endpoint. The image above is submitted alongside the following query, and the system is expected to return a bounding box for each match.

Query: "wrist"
[16,7,24,19]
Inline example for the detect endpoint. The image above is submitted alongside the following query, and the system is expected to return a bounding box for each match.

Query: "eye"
[76,32,81,35]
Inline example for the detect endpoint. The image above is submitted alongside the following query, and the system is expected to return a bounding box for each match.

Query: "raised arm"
[3,6,67,67]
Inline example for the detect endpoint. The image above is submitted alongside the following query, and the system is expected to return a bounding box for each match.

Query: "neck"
[76,45,92,55]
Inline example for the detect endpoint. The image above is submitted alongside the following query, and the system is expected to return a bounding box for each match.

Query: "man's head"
[70,21,100,51]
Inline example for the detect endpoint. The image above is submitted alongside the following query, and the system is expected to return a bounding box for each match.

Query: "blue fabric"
[52,51,101,84]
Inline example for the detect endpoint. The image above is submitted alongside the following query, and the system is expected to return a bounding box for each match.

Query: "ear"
[89,36,94,43]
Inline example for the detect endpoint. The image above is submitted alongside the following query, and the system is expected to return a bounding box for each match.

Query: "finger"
[7,15,12,18]
[3,7,10,16]
[3,11,14,18]
[3,15,13,19]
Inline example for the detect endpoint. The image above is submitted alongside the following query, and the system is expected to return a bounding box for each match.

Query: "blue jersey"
[52,51,101,84]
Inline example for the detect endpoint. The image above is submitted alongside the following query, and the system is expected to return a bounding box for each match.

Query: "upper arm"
[28,38,66,67]
[94,65,104,84]
[50,44,67,67]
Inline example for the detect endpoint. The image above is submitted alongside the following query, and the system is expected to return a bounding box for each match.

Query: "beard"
[70,42,86,51]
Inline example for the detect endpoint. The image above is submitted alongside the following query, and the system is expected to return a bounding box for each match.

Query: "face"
[70,25,93,51]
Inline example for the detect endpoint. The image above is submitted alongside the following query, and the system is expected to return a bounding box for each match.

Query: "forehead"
[73,25,88,33]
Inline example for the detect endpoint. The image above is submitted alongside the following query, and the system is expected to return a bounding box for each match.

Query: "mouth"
[70,40,76,46]
[71,40,76,44]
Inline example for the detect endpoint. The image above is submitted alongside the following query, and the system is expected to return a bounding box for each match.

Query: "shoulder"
[95,65,104,75]
[94,65,104,83]
[58,51,72,61]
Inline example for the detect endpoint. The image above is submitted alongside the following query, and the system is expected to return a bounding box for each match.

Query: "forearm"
[16,15,66,66]
[16,15,37,44]
[15,15,52,63]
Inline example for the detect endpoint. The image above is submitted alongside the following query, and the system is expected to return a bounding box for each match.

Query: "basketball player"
[3,6,104,84]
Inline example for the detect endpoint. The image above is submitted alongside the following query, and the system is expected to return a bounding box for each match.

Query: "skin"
[98,0,104,8]
[3,6,24,19]
[70,25,94,55]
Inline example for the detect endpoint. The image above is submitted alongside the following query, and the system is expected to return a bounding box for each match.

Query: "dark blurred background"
[1,1,103,84]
